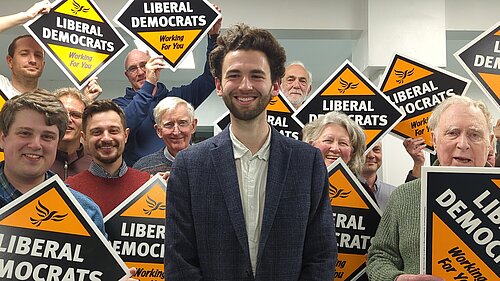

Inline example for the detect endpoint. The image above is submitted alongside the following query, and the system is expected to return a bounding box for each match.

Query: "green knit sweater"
[367,178,422,281]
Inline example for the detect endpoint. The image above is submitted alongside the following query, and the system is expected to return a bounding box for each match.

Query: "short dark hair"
[0,90,68,141]
[82,100,127,132]
[209,23,286,83]
[7,34,39,57]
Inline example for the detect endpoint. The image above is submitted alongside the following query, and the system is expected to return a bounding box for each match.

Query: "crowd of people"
[1,1,499,280]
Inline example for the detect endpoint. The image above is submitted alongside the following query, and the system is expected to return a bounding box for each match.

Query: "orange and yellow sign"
[114,0,221,71]
[104,174,168,281]
[0,175,129,280]
[293,60,404,154]
[327,159,381,281]
[421,167,500,279]
[380,54,470,151]
[455,21,500,111]
[24,0,128,89]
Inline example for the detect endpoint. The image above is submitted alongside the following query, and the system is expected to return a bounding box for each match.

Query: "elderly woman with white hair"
[302,111,366,174]
[367,95,494,281]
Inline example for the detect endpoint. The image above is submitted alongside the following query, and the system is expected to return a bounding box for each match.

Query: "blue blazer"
[165,127,337,280]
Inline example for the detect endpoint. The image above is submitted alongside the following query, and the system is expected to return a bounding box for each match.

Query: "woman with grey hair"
[302,111,366,174]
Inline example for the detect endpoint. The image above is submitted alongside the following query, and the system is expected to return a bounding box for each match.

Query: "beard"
[222,86,273,121]
[94,142,122,164]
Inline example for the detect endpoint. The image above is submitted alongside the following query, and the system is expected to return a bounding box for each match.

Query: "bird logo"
[338,78,359,94]
[269,97,278,105]
[71,0,90,15]
[30,200,68,227]
[394,68,414,84]
[329,183,351,204]
[143,195,166,216]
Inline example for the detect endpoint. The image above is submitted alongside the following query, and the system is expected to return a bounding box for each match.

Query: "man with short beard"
[165,23,336,280]
[66,100,150,216]
[280,61,312,110]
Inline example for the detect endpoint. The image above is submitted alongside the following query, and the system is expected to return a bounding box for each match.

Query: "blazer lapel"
[210,129,251,258]
[257,129,291,263]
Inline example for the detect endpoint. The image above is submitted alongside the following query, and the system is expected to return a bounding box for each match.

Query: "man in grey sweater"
[367,95,494,281]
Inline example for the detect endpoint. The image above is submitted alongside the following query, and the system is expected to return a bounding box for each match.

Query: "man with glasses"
[114,7,222,166]
[50,87,92,180]
[133,97,197,176]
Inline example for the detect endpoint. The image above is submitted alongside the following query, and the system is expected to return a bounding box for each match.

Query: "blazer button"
[245,269,252,277]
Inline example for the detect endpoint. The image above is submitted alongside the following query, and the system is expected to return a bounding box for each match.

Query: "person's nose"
[456,133,470,150]
[329,141,340,153]
[28,135,43,150]
[101,130,113,141]
[239,76,253,91]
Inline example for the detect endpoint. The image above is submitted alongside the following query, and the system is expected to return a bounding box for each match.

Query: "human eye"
[322,138,333,144]
[16,129,31,137]
[163,122,174,129]
[109,127,121,134]
[444,129,459,139]
[42,133,57,141]
[126,66,138,73]
[178,120,189,127]
[468,130,484,142]
[299,78,307,85]
[339,140,350,147]
[90,129,101,136]
[69,111,83,119]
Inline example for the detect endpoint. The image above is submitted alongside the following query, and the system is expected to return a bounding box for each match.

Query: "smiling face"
[362,142,382,175]
[83,110,129,168]
[432,103,491,167]
[312,123,353,167]
[7,37,45,81]
[155,103,197,157]
[215,50,279,123]
[0,109,58,187]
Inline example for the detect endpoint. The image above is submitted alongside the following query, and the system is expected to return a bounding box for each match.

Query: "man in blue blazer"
[165,23,337,280]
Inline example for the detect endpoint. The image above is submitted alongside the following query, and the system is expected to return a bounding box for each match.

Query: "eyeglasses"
[126,62,147,74]
[162,120,191,131]
[68,111,83,119]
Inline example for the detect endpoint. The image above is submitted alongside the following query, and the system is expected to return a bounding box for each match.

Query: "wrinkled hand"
[26,0,51,19]
[403,137,426,165]
[208,4,222,35]
[145,55,167,85]
[83,77,102,102]
[396,274,444,281]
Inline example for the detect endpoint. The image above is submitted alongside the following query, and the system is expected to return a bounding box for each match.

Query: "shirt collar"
[163,146,176,162]
[229,124,272,161]
[88,160,128,178]
[0,162,54,205]
[357,174,380,192]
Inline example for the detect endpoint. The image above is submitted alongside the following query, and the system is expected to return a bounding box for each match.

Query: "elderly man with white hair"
[133,97,197,175]
[367,95,494,281]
